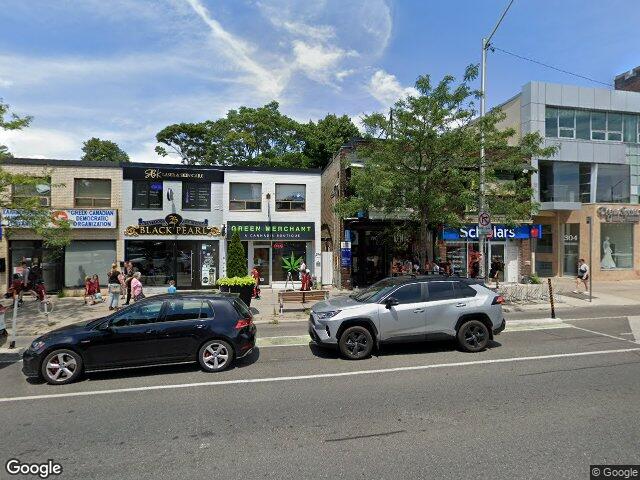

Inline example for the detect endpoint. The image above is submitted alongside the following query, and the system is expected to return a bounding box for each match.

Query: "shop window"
[272,241,308,282]
[74,179,111,207]
[132,180,163,209]
[596,164,629,203]
[600,223,633,269]
[183,182,211,210]
[12,179,51,207]
[534,224,553,254]
[10,240,63,292]
[275,184,306,211]
[64,241,117,288]
[535,261,553,277]
[539,161,590,203]
[126,240,176,286]
[229,183,261,211]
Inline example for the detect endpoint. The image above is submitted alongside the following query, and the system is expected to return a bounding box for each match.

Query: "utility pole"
[479,0,515,279]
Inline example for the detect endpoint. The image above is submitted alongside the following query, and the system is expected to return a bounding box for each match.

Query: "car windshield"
[350,279,399,303]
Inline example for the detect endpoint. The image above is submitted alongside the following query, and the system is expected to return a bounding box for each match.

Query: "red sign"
[272,243,284,249]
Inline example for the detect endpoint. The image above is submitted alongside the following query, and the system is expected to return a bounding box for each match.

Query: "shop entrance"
[251,245,271,286]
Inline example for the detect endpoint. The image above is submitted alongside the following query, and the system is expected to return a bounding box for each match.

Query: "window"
[229,183,261,210]
[426,282,456,301]
[110,301,163,327]
[539,161,590,203]
[64,241,116,288]
[558,109,575,138]
[591,112,607,140]
[601,223,633,270]
[272,242,308,282]
[596,164,629,203]
[182,182,211,210]
[390,283,422,304]
[455,283,477,298]
[623,114,638,143]
[545,107,558,138]
[132,180,163,209]
[12,179,51,207]
[74,179,111,207]
[607,113,623,141]
[164,299,213,322]
[534,224,553,254]
[576,110,591,140]
[275,184,306,211]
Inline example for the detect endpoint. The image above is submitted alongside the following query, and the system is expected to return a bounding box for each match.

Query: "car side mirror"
[97,321,112,331]
[385,297,399,309]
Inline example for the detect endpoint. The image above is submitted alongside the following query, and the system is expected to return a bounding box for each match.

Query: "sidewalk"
[0,287,343,354]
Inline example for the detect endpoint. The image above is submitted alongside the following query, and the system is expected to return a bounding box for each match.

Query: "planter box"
[219,284,253,308]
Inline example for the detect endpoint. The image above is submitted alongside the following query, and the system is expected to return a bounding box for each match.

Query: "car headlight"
[30,340,46,352]
[315,310,341,319]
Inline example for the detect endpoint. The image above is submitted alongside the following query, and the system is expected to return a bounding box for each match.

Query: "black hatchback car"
[22,294,256,385]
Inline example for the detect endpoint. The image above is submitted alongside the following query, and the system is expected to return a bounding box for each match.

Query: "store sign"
[442,224,542,241]
[2,208,117,229]
[122,165,224,182]
[340,242,352,268]
[227,221,315,240]
[597,206,640,223]
[124,214,222,237]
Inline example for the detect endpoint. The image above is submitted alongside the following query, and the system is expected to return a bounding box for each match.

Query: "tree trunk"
[418,207,428,270]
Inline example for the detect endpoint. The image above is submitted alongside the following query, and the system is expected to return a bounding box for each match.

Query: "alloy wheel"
[45,352,78,383]
[345,331,368,357]
[202,343,229,370]
[463,324,486,348]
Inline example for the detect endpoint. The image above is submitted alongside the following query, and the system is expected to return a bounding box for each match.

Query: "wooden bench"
[278,290,329,314]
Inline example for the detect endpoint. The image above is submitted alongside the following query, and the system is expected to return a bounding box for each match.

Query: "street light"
[479,0,516,279]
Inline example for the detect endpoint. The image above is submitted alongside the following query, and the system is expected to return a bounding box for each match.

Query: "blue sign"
[442,224,542,241]
[344,229,351,242]
[341,248,352,267]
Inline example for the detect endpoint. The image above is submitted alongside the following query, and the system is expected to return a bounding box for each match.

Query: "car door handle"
[195,324,205,329]
[456,303,466,308]
[145,329,156,334]
[413,308,425,313]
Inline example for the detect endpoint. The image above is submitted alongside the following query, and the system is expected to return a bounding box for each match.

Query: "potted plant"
[217,231,254,306]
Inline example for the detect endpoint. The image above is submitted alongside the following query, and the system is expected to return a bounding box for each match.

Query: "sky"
[0,0,639,164]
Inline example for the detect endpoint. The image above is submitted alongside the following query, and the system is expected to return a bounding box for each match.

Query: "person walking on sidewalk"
[574,258,589,295]
[107,263,121,310]
[123,261,136,305]
[131,272,145,302]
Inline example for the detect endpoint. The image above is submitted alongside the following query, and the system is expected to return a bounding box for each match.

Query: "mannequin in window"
[601,236,616,269]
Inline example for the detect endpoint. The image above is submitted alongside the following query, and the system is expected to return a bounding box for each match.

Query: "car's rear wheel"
[457,320,490,352]
[41,349,83,385]
[198,340,234,372]
[338,326,373,360]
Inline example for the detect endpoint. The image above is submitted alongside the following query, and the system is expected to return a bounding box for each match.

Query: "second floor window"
[12,179,51,207]
[275,184,306,211]
[546,107,637,143]
[229,183,261,210]
[132,180,163,209]
[182,182,211,210]
[74,179,111,207]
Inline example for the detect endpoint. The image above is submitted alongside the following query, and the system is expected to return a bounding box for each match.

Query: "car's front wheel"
[198,340,234,372]
[457,320,490,352]
[338,326,373,360]
[41,349,83,385]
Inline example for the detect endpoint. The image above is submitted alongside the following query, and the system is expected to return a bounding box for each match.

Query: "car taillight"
[492,295,505,305]
[235,318,253,329]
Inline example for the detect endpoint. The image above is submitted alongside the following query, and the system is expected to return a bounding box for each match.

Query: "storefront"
[440,224,541,282]
[534,204,640,280]
[227,221,315,286]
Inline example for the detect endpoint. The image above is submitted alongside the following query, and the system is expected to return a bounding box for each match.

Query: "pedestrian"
[131,272,145,302]
[6,274,23,305]
[574,258,589,295]
[123,261,136,305]
[84,276,95,305]
[167,279,177,294]
[118,267,127,299]
[91,274,104,303]
[20,261,30,291]
[107,263,121,310]
[432,261,440,274]
[251,266,261,299]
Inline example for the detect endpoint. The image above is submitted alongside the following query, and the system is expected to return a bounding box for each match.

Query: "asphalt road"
[0,312,639,480]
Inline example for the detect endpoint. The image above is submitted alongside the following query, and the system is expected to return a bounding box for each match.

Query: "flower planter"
[219,284,253,308]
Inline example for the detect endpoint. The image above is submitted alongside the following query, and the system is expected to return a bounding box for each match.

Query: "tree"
[337,66,556,267]
[81,137,129,163]
[303,114,360,169]
[0,100,71,248]
[226,231,247,278]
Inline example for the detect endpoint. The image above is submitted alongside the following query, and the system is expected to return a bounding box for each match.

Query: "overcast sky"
[0,0,638,163]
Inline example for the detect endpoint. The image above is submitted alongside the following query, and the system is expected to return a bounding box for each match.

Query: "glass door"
[562,224,580,276]
[488,243,505,282]
[199,241,219,288]
[252,246,271,286]
[176,241,195,288]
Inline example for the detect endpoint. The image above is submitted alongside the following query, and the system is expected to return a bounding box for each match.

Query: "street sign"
[478,211,491,227]
[478,224,492,235]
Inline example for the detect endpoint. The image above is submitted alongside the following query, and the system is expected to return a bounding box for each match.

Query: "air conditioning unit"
[39,197,51,207]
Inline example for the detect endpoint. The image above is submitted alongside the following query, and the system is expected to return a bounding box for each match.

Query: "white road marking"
[570,325,638,345]
[1,347,639,404]
[627,316,640,343]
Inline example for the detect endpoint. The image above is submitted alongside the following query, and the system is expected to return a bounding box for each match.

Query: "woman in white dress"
[601,237,616,269]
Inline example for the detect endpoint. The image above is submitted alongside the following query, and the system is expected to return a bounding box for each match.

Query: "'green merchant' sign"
[227,221,315,240]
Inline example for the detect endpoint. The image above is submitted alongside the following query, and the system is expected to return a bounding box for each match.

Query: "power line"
[490,45,613,87]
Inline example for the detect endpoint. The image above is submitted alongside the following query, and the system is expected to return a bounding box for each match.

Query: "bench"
[278,290,329,314]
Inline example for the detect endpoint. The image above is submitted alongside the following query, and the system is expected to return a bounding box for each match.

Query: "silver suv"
[309,276,505,359]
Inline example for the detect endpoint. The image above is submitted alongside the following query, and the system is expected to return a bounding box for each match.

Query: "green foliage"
[281,252,303,273]
[337,65,557,266]
[226,231,247,278]
[216,276,255,287]
[81,137,129,163]
[156,102,359,169]
[529,274,541,284]
[0,101,71,249]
